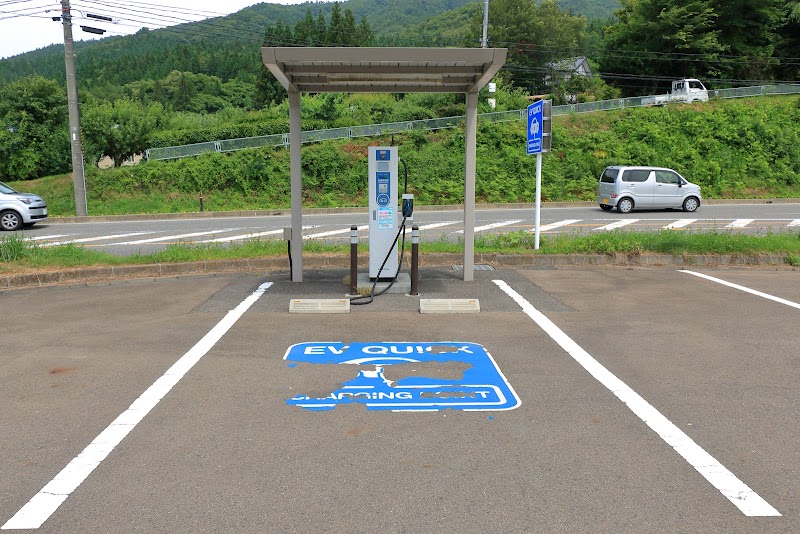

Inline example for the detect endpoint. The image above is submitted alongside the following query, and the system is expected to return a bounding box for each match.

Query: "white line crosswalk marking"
[41,232,157,247]
[788,220,800,227]
[417,221,459,230]
[113,229,241,245]
[528,219,582,233]
[456,219,524,234]
[726,219,754,228]
[196,226,319,243]
[593,219,639,231]
[304,225,368,239]
[23,234,73,241]
[663,219,697,229]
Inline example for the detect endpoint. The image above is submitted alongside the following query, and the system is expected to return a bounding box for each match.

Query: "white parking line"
[1,282,274,530]
[680,270,800,310]
[593,219,639,231]
[726,219,754,228]
[493,279,781,517]
[788,220,800,227]
[456,219,524,234]
[304,225,368,239]
[663,219,697,230]
[528,219,582,233]
[112,229,241,245]
[41,232,158,247]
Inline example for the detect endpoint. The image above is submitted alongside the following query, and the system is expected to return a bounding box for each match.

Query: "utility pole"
[61,0,88,216]
[481,0,489,48]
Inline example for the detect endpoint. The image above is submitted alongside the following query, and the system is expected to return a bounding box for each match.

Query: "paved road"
[1,265,798,532]
[13,202,800,256]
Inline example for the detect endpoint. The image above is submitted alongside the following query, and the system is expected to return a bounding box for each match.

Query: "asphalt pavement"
[1,265,799,532]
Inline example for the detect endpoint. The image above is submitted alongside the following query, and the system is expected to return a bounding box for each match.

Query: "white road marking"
[196,225,319,244]
[593,219,639,231]
[528,219,582,233]
[493,279,781,517]
[1,282,274,531]
[681,270,800,310]
[726,219,754,228]
[788,219,800,227]
[197,229,284,243]
[417,221,458,230]
[40,232,158,247]
[304,225,368,239]
[23,234,73,241]
[456,219,524,234]
[111,229,241,245]
[663,219,697,229]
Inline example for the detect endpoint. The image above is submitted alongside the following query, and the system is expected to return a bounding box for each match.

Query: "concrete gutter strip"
[1,253,795,290]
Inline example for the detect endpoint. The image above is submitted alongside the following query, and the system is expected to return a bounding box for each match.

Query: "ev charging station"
[368,147,399,279]
[261,47,507,283]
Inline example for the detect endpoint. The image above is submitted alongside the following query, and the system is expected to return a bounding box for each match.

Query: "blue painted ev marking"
[283,342,521,412]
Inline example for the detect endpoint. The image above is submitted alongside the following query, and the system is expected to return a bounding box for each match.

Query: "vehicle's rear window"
[621,169,651,183]
[600,168,618,183]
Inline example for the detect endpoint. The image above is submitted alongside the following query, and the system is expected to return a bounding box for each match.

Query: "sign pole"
[534,152,542,250]
[526,99,551,251]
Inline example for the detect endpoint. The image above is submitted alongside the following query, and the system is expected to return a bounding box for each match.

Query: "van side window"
[621,169,650,183]
[655,171,680,184]
[600,168,617,183]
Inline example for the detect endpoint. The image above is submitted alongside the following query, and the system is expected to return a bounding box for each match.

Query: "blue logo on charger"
[283,342,521,412]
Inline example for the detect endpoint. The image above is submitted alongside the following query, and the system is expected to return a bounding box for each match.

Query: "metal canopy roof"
[261,47,507,94]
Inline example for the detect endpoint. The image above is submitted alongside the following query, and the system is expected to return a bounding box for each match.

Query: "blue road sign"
[527,101,543,155]
[283,342,521,412]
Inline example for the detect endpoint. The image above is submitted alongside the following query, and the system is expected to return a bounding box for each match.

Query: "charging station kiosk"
[368,147,398,279]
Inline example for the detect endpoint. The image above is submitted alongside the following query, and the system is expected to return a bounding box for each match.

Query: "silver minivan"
[0,180,48,231]
[597,166,701,213]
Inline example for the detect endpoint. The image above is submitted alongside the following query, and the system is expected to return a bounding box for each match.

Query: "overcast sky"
[0,1,332,59]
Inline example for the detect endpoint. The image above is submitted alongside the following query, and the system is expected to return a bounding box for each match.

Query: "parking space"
[1,267,798,532]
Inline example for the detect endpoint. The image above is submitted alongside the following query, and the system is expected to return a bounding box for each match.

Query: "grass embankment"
[3,231,799,274]
[8,95,800,216]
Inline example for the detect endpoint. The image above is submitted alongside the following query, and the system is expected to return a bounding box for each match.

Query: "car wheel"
[600,204,613,211]
[682,197,699,212]
[0,210,22,231]
[617,198,634,213]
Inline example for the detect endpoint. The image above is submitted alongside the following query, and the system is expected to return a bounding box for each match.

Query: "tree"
[357,16,374,46]
[81,99,164,167]
[0,75,70,180]
[471,0,586,92]
[777,1,800,79]
[710,0,785,81]
[329,2,345,45]
[600,0,725,93]
[295,8,318,46]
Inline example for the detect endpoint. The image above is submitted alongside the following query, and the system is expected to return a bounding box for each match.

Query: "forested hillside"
[1,0,799,187]
[0,0,475,86]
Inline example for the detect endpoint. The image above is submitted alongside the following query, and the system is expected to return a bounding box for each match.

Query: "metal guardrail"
[146,84,800,161]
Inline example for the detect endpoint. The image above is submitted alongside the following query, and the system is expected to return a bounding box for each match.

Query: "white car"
[597,166,702,213]
[0,181,48,231]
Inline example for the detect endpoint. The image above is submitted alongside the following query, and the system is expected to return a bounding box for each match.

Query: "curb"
[1,253,795,290]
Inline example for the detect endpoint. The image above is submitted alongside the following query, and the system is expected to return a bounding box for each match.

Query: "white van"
[597,166,701,213]
[0,180,48,231]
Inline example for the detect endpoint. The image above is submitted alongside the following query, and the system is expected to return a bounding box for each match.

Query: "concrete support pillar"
[288,89,303,282]
[463,91,479,281]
